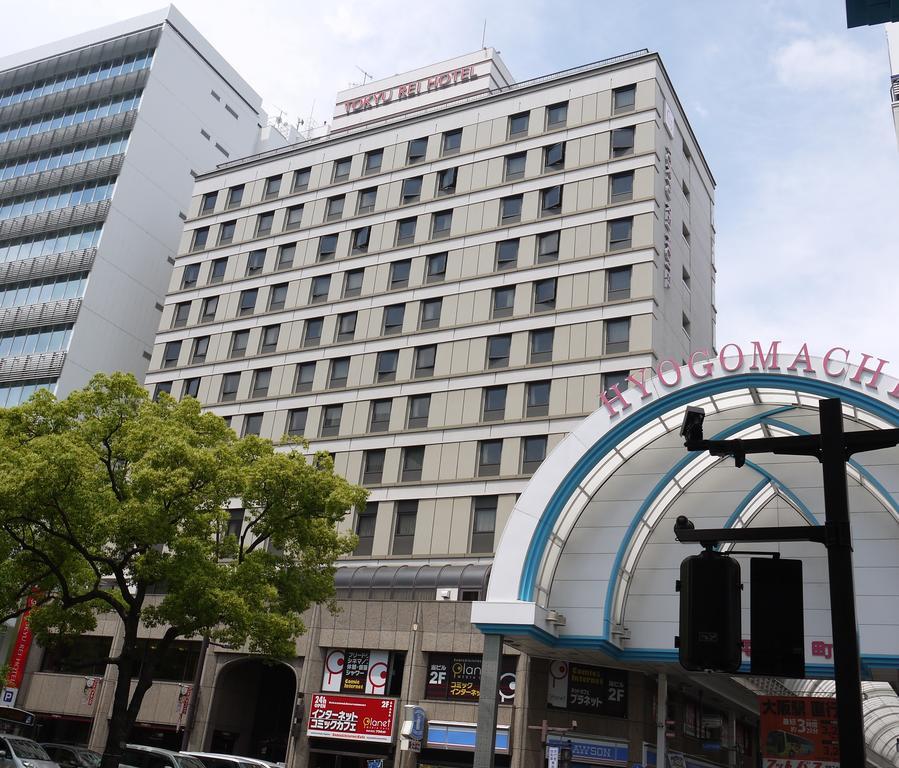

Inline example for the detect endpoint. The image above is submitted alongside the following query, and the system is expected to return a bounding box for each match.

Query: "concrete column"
[473,633,503,768]
[728,711,737,768]
[291,603,323,768]
[655,673,667,768]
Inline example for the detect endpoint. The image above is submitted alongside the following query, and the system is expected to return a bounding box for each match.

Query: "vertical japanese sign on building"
[759,696,839,768]
[2,594,38,706]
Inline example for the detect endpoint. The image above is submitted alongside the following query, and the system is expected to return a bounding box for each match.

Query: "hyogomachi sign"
[600,341,899,418]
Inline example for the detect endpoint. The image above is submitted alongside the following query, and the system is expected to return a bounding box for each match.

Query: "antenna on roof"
[481,19,487,48]
[356,65,373,85]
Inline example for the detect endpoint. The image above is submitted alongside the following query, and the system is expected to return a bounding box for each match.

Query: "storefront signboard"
[759,696,839,768]
[546,735,629,767]
[307,693,396,743]
[547,660,628,716]
[424,653,517,703]
[322,649,390,695]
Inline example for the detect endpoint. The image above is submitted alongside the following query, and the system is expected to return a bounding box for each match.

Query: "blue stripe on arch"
[519,373,899,602]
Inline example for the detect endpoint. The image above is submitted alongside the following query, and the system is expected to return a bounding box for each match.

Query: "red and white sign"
[6,595,37,690]
[307,694,396,743]
[341,66,477,114]
[760,696,839,768]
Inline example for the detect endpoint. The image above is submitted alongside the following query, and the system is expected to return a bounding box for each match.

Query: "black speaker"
[750,557,805,677]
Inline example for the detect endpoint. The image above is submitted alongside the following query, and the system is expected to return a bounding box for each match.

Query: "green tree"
[0,373,365,768]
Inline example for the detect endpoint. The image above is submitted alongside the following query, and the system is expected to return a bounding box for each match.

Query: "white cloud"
[772,35,882,91]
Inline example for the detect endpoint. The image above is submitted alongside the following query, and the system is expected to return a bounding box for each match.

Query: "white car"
[0,736,61,768]
[182,753,280,768]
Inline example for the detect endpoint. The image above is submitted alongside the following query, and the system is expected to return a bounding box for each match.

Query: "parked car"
[0,735,61,768]
[182,753,279,768]
[119,745,206,768]
[41,744,101,768]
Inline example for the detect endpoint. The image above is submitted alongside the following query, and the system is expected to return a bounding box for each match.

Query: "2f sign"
[429,670,445,685]
[608,685,624,702]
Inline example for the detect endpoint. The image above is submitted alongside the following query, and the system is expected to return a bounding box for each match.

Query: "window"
[337,312,356,342]
[269,282,288,311]
[613,84,636,114]
[294,361,315,392]
[264,175,282,199]
[431,210,452,239]
[191,336,209,364]
[602,371,629,393]
[396,217,416,245]
[354,502,377,556]
[377,350,398,382]
[682,222,691,245]
[363,449,385,485]
[182,263,200,289]
[343,269,364,298]
[292,167,311,192]
[230,329,249,358]
[682,266,691,289]
[218,220,236,245]
[492,286,515,319]
[407,394,430,428]
[610,171,634,203]
[533,278,557,312]
[483,385,507,422]
[683,180,690,202]
[260,324,279,353]
[546,101,568,128]
[256,212,274,236]
[478,440,502,477]
[442,128,462,155]
[611,126,635,158]
[220,372,240,401]
[182,377,200,399]
[238,288,257,316]
[153,382,171,400]
[500,195,522,224]
[437,167,456,195]
[242,413,263,437]
[496,239,519,270]
[390,260,411,290]
[226,184,244,208]
[526,380,550,417]
[246,249,266,276]
[277,243,295,270]
[605,317,630,353]
[326,195,345,221]
[419,297,442,329]
[383,304,405,335]
[200,192,217,214]
[407,137,428,164]
[369,399,392,432]
[287,408,307,437]
[508,111,529,137]
[173,302,190,328]
[608,217,633,251]
[402,446,425,481]
[162,341,181,368]
[318,234,338,261]
[522,435,548,473]
[352,226,370,253]
[682,313,691,337]
[426,252,447,283]
[505,152,526,181]
[357,187,377,214]
[414,345,436,378]
[364,149,383,174]
[402,177,422,205]
[487,334,511,369]
[190,227,210,253]
[530,328,554,363]
[471,496,497,553]
[303,317,323,347]
[683,140,692,161]
[607,266,632,300]
[537,231,560,263]
[200,295,217,322]
[333,156,352,182]
[285,204,303,229]
[329,357,350,388]
[543,142,565,171]
[320,404,342,436]
[392,501,417,555]
[210,257,227,283]
[541,185,562,216]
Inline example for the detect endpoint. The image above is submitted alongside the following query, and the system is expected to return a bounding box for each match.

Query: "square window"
[218,220,236,245]
[182,263,200,289]
[392,500,417,555]
[364,149,383,174]
[200,295,218,322]
[337,311,357,342]
[238,289,257,316]
[505,152,526,181]
[526,380,550,417]
[500,195,522,224]
[357,187,377,214]
[352,226,370,253]
[329,357,350,388]
[269,282,288,311]
[483,385,507,422]
[294,362,315,392]
[537,231,560,263]
[191,228,208,252]
[251,368,271,398]
[320,404,342,436]
[226,184,244,208]
[292,167,311,192]
[610,171,634,203]
[522,435,547,474]
[303,317,323,347]
[383,304,405,335]
[263,175,282,199]
[478,440,502,477]
[363,449,385,485]
[230,329,249,358]
[611,126,635,158]
[546,101,568,128]
[602,371,630,394]
[162,341,181,368]
[543,142,565,171]
[605,317,630,353]
[191,336,209,364]
[414,344,436,378]
[333,156,352,182]
[431,210,452,239]
[246,249,265,276]
[390,260,411,290]
[402,177,422,205]
[256,212,274,236]
[182,377,200,399]
[287,408,307,437]
[442,128,462,155]
[529,328,554,363]
[492,286,515,319]
[354,501,377,556]
[201,192,217,214]
[326,195,345,221]
[419,297,442,329]
[407,137,428,164]
[220,372,240,401]
[402,446,425,481]
[607,266,631,300]
[377,350,398,382]
[260,324,280,353]
[173,301,190,328]
[210,257,227,283]
[343,269,364,298]
[487,334,511,369]
[608,217,633,251]
[533,278,557,312]
[508,111,529,137]
[285,205,303,229]
[437,167,456,195]
[407,394,430,428]
[540,185,562,216]
[277,243,295,270]
[396,217,416,245]
[613,84,636,114]
[318,234,338,261]
[471,496,497,553]
[369,399,392,432]
[496,239,519,270]
[426,252,447,283]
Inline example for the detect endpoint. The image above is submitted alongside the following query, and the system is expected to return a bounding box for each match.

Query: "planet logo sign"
[425,653,517,703]
[547,660,628,717]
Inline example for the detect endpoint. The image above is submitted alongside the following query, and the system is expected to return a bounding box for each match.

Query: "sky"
[2,0,898,366]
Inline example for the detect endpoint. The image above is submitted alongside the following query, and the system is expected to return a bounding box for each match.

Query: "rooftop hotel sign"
[341,65,478,114]
[600,341,899,417]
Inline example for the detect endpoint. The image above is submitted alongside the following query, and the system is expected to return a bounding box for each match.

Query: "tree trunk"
[100,641,137,768]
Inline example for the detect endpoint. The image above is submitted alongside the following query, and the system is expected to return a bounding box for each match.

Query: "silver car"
[0,736,61,768]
